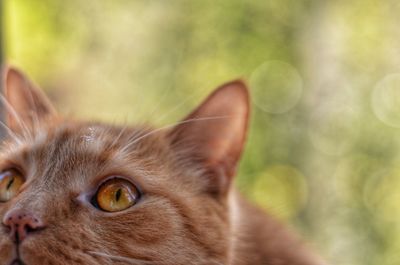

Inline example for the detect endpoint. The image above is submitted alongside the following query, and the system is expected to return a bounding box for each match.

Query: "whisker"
[153,92,199,125]
[146,41,188,123]
[119,115,233,154]
[146,85,173,122]
[0,94,31,139]
[0,120,22,144]
[109,125,129,149]
[87,251,154,265]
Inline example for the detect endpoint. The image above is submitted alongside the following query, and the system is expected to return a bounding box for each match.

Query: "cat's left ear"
[169,80,250,195]
[3,67,57,130]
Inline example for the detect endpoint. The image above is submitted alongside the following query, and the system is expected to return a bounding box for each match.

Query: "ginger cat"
[0,67,326,265]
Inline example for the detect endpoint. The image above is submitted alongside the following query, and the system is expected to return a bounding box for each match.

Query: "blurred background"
[2,0,400,264]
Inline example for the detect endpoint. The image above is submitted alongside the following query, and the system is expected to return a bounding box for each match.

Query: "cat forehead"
[0,122,174,192]
[81,126,98,143]
[1,122,160,165]
[14,124,116,151]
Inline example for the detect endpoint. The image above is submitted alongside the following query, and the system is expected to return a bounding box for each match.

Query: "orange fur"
[0,67,327,265]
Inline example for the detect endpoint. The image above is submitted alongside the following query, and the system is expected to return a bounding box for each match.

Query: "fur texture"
[0,67,326,265]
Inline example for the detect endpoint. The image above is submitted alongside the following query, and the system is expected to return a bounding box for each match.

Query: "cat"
[0,67,327,265]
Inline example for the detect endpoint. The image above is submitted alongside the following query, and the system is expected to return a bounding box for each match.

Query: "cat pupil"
[6,177,14,190]
[115,188,122,201]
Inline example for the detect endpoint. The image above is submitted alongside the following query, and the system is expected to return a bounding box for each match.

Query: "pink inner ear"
[169,80,250,192]
[198,85,249,162]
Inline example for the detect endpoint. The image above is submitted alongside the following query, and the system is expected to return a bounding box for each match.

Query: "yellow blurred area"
[251,165,307,220]
[364,166,400,222]
[3,1,400,264]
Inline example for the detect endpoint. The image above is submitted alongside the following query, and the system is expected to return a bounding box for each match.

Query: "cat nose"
[2,210,46,243]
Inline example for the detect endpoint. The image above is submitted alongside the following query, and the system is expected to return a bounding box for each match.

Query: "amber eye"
[0,169,24,202]
[95,178,140,212]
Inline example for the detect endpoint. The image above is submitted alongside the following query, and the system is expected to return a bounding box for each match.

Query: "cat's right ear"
[168,80,250,196]
[2,66,57,131]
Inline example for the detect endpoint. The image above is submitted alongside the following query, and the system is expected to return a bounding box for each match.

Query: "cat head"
[0,67,249,265]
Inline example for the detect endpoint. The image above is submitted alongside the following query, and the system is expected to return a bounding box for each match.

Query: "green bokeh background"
[3,1,400,264]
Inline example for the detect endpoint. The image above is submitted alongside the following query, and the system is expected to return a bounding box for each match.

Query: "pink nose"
[3,210,46,243]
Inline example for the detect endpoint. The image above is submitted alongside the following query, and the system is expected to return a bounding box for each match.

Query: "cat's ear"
[169,80,250,195]
[3,67,57,130]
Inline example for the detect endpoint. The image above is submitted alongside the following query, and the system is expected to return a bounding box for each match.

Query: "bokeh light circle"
[250,61,303,114]
[372,74,400,128]
[309,106,360,156]
[363,166,400,222]
[334,154,384,205]
[251,164,308,220]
